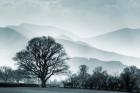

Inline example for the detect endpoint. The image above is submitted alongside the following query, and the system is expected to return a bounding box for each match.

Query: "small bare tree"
[0,66,13,82]
[14,36,69,87]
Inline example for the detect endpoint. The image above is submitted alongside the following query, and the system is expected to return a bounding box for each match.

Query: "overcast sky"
[0,0,140,37]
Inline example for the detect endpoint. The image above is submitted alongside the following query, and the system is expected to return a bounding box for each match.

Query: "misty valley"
[0,24,140,93]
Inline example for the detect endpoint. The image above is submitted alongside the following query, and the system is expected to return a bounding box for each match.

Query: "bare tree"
[14,36,69,87]
[91,66,108,89]
[0,66,13,82]
[69,74,79,88]
[78,65,90,88]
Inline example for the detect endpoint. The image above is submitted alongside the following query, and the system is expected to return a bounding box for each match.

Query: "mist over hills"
[0,24,140,73]
[57,39,140,67]
[0,27,27,67]
[86,28,140,58]
[67,57,126,75]
[9,23,78,41]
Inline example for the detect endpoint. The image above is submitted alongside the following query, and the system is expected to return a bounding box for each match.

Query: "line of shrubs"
[0,83,39,87]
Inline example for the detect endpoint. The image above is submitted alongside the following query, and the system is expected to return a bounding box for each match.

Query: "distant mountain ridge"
[0,27,27,67]
[0,27,27,47]
[86,28,140,58]
[9,23,78,41]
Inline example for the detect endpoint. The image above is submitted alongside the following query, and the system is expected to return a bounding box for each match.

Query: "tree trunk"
[41,78,46,88]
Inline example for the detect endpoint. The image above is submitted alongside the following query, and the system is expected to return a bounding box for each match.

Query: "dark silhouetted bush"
[0,83,39,87]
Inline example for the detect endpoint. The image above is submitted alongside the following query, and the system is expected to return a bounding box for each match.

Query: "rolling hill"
[9,23,78,41]
[57,39,140,67]
[0,27,27,67]
[86,28,140,58]
[0,24,140,73]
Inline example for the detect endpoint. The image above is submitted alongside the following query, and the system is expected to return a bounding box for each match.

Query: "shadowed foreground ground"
[0,88,128,93]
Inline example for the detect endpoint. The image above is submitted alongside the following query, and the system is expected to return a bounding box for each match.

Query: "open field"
[0,88,128,93]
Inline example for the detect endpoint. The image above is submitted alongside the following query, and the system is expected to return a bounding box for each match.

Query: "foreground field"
[0,88,128,93]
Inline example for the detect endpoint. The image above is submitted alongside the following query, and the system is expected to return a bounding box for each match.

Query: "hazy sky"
[0,0,140,37]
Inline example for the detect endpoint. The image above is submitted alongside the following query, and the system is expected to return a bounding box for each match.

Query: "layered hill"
[86,28,140,58]
[67,57,126,75]
[0,24,140,73]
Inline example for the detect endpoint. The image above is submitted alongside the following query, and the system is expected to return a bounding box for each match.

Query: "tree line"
[0,66,30,83]
[63,65,140,92]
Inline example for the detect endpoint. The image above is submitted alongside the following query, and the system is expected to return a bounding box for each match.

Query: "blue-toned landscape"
[0,0,140,93]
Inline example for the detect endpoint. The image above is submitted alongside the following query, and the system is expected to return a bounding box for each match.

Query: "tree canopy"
[14,36,69,87]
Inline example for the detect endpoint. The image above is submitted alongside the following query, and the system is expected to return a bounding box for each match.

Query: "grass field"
[0,88,128,93]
